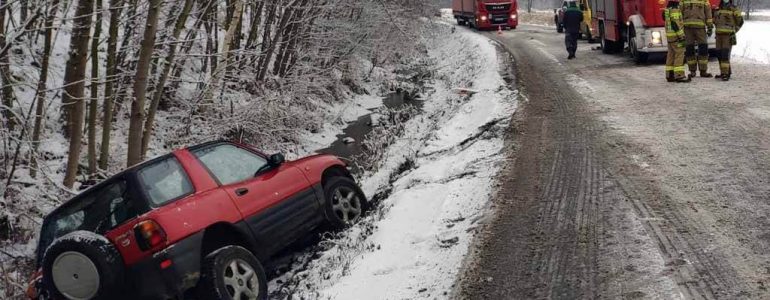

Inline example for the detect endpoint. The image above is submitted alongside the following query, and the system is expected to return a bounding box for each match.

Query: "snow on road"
[268,25,517,299]
[734,21,770,64]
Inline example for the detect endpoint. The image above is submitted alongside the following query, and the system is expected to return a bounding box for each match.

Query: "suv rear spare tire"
[198,246,267,300]
[42,231,124,300]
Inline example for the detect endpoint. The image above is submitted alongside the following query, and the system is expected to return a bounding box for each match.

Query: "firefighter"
[563,1,583,59]
[681,0,713,78]
[713,0,743,81]
[664,0,690,82]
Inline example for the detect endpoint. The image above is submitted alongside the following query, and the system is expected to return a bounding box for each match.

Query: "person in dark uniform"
[563,1,584,59]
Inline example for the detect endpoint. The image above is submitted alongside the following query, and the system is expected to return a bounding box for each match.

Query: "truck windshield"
[36,180,137,264]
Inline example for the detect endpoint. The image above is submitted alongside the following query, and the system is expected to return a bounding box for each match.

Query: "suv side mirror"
[268,153,285,167]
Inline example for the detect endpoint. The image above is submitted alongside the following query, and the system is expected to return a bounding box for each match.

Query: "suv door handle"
[235,188,249,196]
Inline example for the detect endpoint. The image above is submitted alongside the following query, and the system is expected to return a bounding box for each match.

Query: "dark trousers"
[565,32,578,56]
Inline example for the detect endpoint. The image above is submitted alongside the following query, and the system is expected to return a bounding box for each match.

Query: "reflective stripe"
[716,28,735,33]
[674,66,687,72]
[665,66,675,71]
[684,21,706,26]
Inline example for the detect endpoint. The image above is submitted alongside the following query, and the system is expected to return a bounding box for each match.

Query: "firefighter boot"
[667,71,675,82]
[700,71,713,78]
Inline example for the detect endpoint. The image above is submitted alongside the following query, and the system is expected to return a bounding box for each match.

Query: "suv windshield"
[37,180,138,263]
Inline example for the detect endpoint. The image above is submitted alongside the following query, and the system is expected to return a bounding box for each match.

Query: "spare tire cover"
[42,231,124,300]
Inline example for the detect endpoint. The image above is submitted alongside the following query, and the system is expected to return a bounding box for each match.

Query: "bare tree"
[0,0,17,131]
[126,0,162,167]
[98,0,124,170]
[200,0,244,104]
[31,0,61,178]
[62,0,96,188]
[88,0,103,175]
[141,0,195,158]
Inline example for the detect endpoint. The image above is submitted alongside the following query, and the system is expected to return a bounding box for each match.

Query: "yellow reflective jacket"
[664,8,686,42]
[714,5,743,34]
[681,0,713,28]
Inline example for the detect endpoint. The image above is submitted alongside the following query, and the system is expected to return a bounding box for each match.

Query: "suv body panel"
[30,141,353,299]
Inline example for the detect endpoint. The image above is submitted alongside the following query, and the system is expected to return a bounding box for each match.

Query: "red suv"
[26,141,367,300]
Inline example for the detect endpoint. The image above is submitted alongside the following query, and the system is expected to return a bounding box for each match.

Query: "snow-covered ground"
[734,20,770,64]
[268,24,517,299]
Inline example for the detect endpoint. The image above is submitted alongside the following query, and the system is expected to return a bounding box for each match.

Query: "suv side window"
[192,144,268,186]
[137,156,194,206]
[38,179,137,262]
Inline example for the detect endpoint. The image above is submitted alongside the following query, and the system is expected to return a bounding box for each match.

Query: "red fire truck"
[590,0,719,62]
[453,0,519,30]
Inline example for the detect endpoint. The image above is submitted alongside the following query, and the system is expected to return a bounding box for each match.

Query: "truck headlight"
[651,31,662,45]
[511,14,517,19]
[481,15,488,21]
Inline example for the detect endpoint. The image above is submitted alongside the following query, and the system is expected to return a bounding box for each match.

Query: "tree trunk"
[254,0,278,72]
[88,0,103,175]
[257,0,300,81]
[0,0,17,131]
[31,0,61,179]
[201,0,244,104]
[62,0,96,188]
[244,1,264,52]
[140,0,194,158]
[99,0,124,170]
[112,0,138,117]
[274,0,309,77]
[169,0,214,96]
[126,0,162,167]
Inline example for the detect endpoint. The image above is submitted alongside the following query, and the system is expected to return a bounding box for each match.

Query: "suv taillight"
[134,220,167,251]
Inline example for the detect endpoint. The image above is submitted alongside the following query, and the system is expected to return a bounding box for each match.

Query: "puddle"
[316,91,423,163]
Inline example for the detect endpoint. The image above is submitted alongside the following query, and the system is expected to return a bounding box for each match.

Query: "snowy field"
[267,24,518,299]
[734,20,770,64]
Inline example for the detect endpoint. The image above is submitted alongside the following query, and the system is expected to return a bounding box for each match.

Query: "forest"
[0,0,437,296]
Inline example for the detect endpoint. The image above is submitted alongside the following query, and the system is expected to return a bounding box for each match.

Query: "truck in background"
[590,0,719,63]
[453,0,519,30]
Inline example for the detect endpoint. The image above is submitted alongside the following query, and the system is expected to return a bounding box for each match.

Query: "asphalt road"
[455,24,770,299]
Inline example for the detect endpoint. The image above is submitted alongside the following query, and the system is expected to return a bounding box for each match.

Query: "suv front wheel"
[323,177,368,229]
[198,246,267,300]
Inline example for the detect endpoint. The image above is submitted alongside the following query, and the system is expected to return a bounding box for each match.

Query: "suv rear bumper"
[126,232,203,299]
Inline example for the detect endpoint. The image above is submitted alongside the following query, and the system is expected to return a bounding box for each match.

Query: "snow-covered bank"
[268,25,517,299]
[734,21,770,64]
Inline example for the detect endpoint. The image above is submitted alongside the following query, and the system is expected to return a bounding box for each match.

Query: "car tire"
[42,231,124,300]
[628,27,648,64]
[600,23,618,54]
[198,246,267,300]
[323,177,368,229]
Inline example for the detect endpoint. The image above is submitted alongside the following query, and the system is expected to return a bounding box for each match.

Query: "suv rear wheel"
[323,177,368,229]
[198,246,267,300]
[42,231,124,300]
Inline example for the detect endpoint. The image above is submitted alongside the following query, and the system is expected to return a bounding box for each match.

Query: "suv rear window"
[137,156,194,206]
[37,180,138,263]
